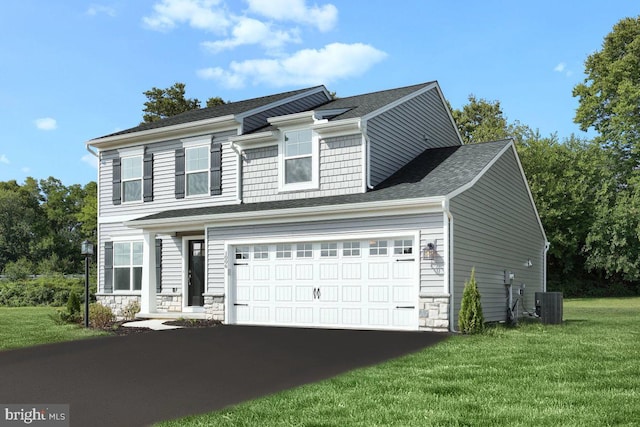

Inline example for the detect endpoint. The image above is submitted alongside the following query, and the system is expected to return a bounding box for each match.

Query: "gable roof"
[128,140,511,227]
[92,86,327,140]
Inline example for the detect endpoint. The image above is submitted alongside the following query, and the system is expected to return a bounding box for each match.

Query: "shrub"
[0,276,91,307]
[2,258,34,281]
[458,267,485,334]
[121,300,140,321]
[88,303,114,328]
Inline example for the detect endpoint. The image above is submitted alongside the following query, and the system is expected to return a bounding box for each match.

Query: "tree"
[458,268,484,334]
[142,82,227,123]
[573,16,640,169]
[450,95,510,144]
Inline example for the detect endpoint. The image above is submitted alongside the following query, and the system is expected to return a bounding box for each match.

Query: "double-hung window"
[121,156,142,203]
[113,242,143,291]
[185,146,209,196]
[280,129,318,191]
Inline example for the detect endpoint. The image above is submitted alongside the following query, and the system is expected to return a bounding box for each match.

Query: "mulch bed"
[99,319,222,336]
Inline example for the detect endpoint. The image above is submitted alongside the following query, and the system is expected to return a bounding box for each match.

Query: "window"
[185,146,209,196]
[369,240,388,256]
[253,245,269,260]
[343,241,360,257]
[296,243,313,258]
[394,239,413,255]
[235,246,249,260]
[121,156,142,203]
[284,129,312,184]
[320,242,337,257]
[276,244,292,259]
[113,242,143,291]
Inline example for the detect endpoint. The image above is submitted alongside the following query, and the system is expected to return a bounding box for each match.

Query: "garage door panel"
[295,307,313,323]
[368,286,389,303]
[368,263,389,279]
[393,309,413,327]
[342,263,361,280]
[295,264,313,280]
[393,262,414,279]
[275,307,292,323]
[235,305,250,322]
[296,286,314,302]
[342,286,362,302]
[319,264,338,280]
[275,265,292,280]
[253,265,270,280]
[368,309,389,326]
[253,306,269,322]
[319,308,338,324]
[393,286,413,303]
[275,285,292,301]
[253,286,269,301]
[342,308,362,325]
[236,286,250,301]
[319,285,338,302]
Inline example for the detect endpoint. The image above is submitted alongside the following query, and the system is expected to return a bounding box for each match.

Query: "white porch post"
[141,231,157,313]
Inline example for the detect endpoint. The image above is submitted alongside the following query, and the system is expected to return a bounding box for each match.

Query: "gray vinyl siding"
[97,222,183,294]
[99,130,238,218]
[242,134,363,203]
[368,86,461,187]
[449,147,546,324]
[242,91,330,134]
[206,213,444,296]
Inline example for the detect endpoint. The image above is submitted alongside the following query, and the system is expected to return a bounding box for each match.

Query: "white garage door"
[230,237,419,330]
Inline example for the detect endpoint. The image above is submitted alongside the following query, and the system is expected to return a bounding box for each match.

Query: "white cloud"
[81,154,99,170]
[201,16,301,53]
[0,154,9,164]
[34,117,57,131]
[198,42,387,88]
[143,0,230,33]
[554,62,566,72]
[86,4,117,17]
[246,0,337,32]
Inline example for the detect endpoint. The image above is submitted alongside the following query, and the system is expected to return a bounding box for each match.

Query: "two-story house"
[86,81,548,332]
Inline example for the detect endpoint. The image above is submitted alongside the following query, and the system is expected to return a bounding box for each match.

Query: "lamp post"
[81,240,94,328]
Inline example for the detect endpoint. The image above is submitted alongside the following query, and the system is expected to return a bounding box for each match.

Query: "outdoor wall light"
[525,259,533,268]
[423,242,437,260]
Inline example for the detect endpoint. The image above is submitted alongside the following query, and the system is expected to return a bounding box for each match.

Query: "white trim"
[181,135,212,148]
[230,130,279,152]
[184,144,210,198]
[98,214,149,225]
[311,118,362,139]
[278,128,320,192]
[87,116,239,150]
[117,146,144,157]
[267,111,316,128]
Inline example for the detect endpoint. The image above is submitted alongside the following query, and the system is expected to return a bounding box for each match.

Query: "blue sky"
[1,1,637,186]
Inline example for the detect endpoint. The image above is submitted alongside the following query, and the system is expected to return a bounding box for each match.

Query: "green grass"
[156,298,640,427]
[0,306,107,351]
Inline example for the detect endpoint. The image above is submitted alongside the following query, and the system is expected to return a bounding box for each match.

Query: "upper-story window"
[279,129,319,191]
[186,146,209,196]
[122,156,142,203]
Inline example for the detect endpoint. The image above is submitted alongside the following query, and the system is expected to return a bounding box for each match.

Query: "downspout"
[443,198,455,332]
[360,120,374,190]
[543,241,550,292]
[231,142,243,203]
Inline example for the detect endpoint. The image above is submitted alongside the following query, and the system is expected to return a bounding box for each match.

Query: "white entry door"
[230,237,419,330]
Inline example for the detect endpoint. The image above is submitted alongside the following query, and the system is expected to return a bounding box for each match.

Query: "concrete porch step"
[136,312,208,320]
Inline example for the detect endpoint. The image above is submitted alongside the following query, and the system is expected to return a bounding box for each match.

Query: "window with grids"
[369,240,388,256]
[320,242,337,257]
[113,242,143,291]
[122,156,142,203]
[276,244,292,259]
[185,146,209,196]
[296,243,313,258]
[394,239,413,255]
[235,246,250,260]
[343,241,360,257]
[283,129,313,184]
[253,245,269,260]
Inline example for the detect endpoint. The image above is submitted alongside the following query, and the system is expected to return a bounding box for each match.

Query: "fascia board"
[86,115,239,150]
[312,118,362,139]
[235,86,330,122]
[126,197,445,231]
[267,111,316,127]
[230,130,280,151]
[433,83,465,145]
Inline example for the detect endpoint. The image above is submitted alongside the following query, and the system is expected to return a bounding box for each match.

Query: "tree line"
[2,16,638,297]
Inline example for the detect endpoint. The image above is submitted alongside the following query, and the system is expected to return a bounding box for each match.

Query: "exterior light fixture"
[423,242,436,260]
[81,240,94,328]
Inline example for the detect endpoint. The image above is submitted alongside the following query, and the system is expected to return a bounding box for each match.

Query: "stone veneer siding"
[419,294,450,332]
[204,295,225,321]
[97,294,141,319]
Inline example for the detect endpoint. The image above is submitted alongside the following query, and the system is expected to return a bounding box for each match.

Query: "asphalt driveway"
[0,326,447,427]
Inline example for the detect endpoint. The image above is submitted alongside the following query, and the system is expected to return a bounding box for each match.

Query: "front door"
[188,240,205,306]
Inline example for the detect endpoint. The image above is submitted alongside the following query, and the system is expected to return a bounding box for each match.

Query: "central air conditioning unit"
[535,292,563,324]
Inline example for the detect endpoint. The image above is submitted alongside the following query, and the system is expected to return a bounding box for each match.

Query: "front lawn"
[0,306,107,351]
[157,298,640,426]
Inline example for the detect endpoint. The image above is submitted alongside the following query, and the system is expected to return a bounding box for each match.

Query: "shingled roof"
[129,140,510,225]
[93,86,326,140]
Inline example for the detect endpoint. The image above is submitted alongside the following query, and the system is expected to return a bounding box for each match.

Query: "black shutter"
[210,140,222,196]
[112,158,121,205]
[104,242,114,293]
[175,148,185,199]
[143,151,154,202]
[155,238,162,293]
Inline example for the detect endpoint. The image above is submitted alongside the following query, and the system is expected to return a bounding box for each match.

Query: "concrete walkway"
[121,319,182,330]
[0,326,448,427]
